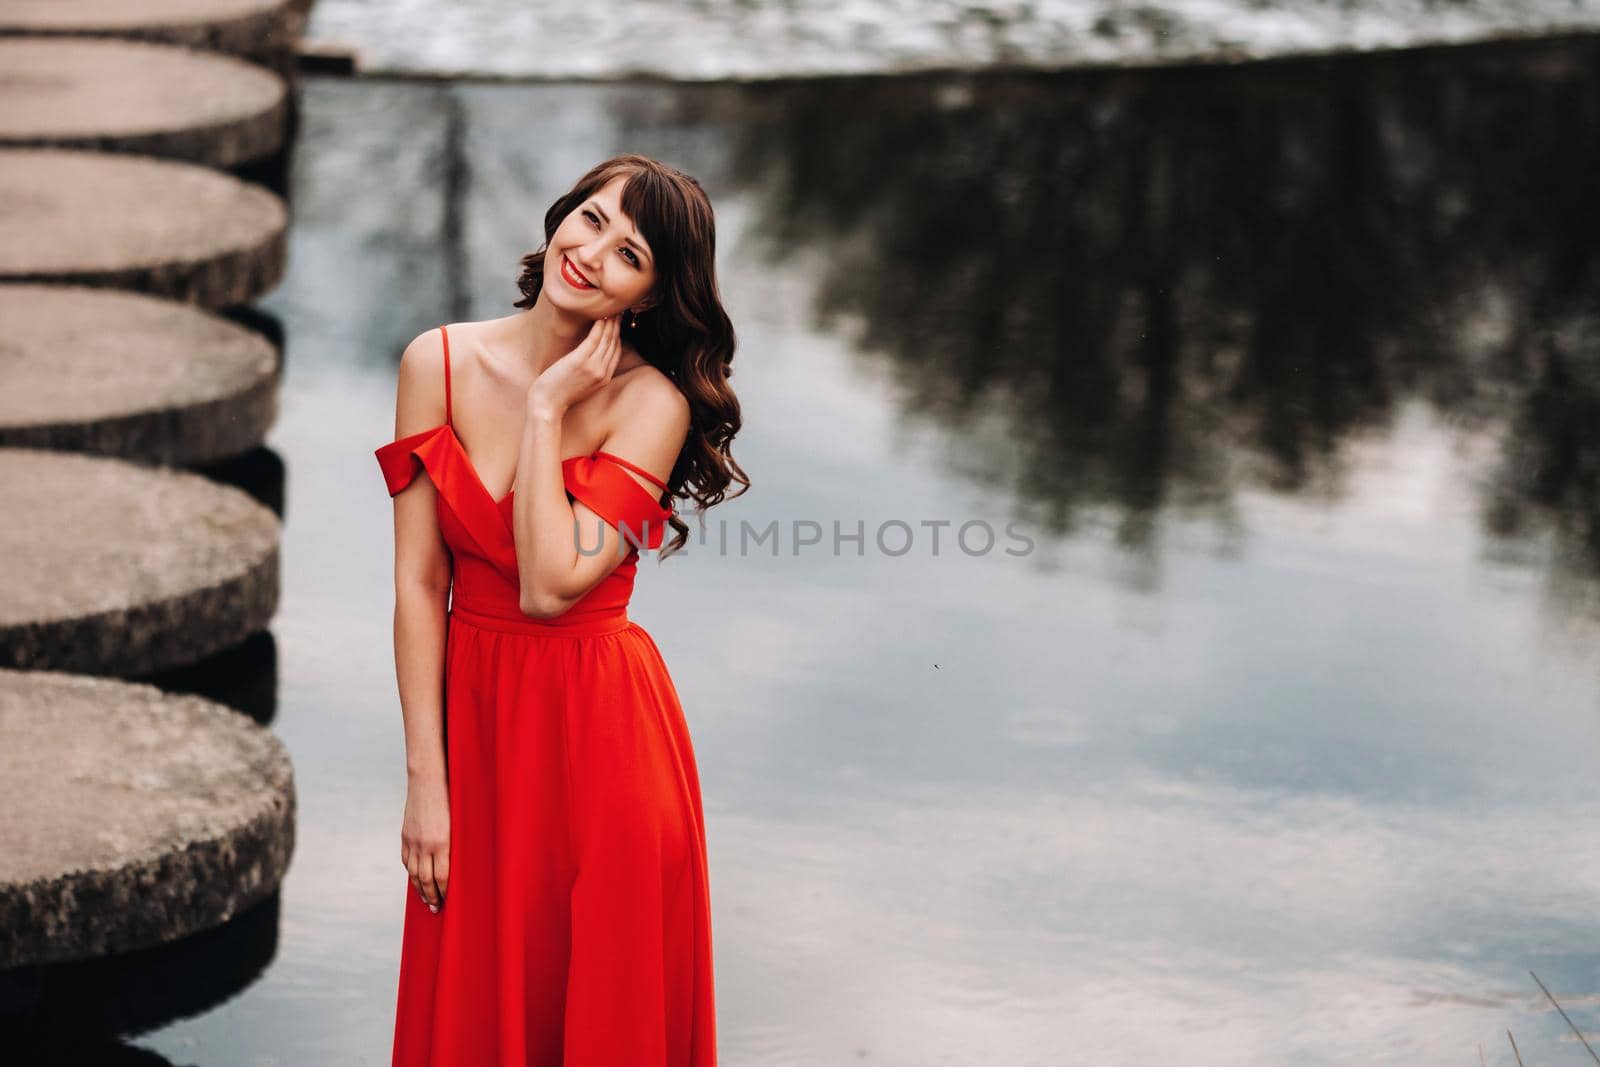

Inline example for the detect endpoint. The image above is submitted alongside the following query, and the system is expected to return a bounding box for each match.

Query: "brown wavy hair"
[512,154,747,559]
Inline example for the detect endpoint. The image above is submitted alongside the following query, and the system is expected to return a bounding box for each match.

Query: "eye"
[581,209,641,267]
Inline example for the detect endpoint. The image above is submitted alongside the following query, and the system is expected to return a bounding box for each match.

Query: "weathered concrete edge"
[0,368,281,466]
[0,550,280,676]
[0,225,288,309]
[0,722,295,969]
[0,6,305,65]
[0,93,290,169]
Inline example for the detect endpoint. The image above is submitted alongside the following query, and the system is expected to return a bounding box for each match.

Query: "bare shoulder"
[615,363,690,437]
[393,327,449,435]
[600,365,690,488]
[398,325,447,380]
[443,316,508,348]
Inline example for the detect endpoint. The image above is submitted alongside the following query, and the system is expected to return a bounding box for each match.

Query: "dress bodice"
[375,325,675,630]
[375,422,674,629]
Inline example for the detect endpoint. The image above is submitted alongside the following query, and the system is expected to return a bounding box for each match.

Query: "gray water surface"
[122,38,1600,1065]
[308,0,1600,79]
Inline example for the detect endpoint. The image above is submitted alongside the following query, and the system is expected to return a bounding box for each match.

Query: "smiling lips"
[561,254,595,290]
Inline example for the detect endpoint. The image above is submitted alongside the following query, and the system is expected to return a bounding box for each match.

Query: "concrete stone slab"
[0,38,288,167]
[0,0,303,65]
[0,449,280,675]
[0,285,279,464]
[0,669,295,968]
[0,149,287,307]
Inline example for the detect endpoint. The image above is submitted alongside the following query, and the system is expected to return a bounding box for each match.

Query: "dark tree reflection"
[710,37,1600,580]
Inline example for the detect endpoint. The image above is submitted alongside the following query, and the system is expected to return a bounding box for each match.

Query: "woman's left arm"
[511,347,689,617]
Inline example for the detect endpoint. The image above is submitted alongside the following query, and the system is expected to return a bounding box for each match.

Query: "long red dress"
[375,325,716,1066]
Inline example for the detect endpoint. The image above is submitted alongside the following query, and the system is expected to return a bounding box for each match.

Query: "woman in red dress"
[375,155,745,1065]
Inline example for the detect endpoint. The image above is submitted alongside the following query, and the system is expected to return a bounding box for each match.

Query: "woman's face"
[544,174,658,320]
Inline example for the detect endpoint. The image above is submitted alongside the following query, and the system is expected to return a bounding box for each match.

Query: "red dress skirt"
[375,337,716,1065]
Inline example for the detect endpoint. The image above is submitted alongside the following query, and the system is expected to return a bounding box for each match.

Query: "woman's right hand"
[526,314,622,417]
[401,773,451,912]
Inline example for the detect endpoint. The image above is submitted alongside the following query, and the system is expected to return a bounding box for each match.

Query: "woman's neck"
[516,294,589,378]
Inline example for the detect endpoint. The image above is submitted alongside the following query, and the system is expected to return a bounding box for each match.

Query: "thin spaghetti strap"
[439,325,453,427]
[593,450,670,492]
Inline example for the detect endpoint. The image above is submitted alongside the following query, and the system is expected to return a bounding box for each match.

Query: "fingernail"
[428,903,438,913]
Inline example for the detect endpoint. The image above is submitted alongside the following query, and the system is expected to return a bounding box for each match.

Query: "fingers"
[574,315,606,360]
[434,850,450,899]
[420,851,440,911]
[583,314,622,383]
[576,315,616,362]
[402,836,446,913]
[406,847,423,901]
[603,314,622,375]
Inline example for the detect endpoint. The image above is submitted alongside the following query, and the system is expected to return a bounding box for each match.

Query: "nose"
[575,239,605,273]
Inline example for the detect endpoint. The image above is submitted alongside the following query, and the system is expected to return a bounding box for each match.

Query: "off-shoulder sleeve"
[375,426,447,497]
[562,454,674,551]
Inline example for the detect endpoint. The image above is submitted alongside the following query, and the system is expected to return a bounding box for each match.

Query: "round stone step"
[0,0,303,65]
[0,286,279,464]
[0,668,295,968]
[0,38,288,167]
[0,449,280,676]
[0,148,287,307]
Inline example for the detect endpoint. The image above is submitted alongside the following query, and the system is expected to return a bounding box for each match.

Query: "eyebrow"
[587,201,652,264]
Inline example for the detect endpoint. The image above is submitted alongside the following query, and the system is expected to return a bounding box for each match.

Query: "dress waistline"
[448,601,630,638]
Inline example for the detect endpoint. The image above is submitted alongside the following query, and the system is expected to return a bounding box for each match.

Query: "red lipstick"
[561,255,595,290]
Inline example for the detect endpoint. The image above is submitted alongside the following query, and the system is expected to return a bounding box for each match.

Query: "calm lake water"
[19,34,1600,1067]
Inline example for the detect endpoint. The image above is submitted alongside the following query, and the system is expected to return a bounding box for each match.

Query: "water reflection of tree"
[717,38,1600,576]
